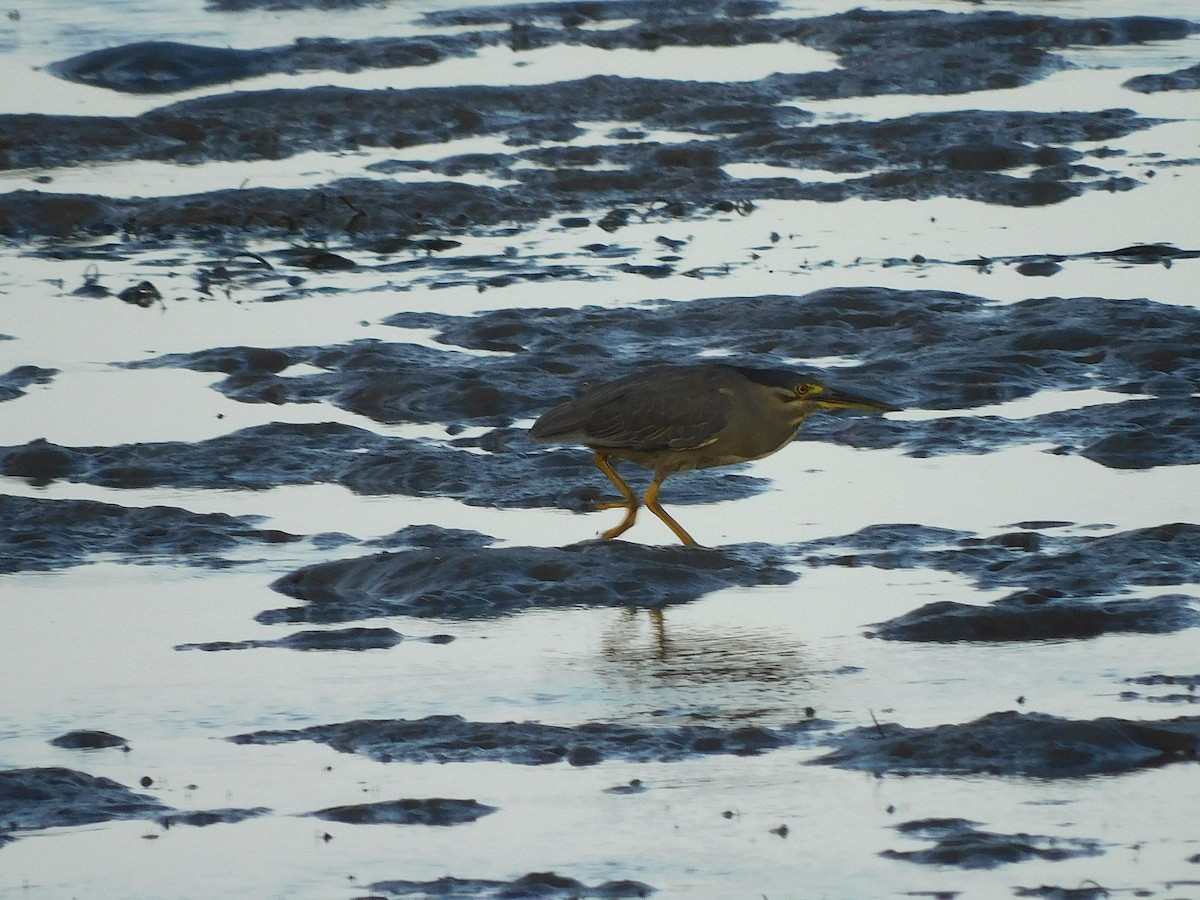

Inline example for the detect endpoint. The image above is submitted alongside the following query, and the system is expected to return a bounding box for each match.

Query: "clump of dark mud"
[208,0,397,9]
[814,710,1200,777]
[869,593,1198,643]
[1121,673,1200,705]
[793,522,1200,642]
[401,0,779,28]
[984,242,1200,279]
[48,6,1195,104]
[0,765,273,846]
[0,768,167,845]
[0,494,301,573]
[367,871,655,899]
[174,626,418,652]
[0,365,57,402]
[49,41,296,94]
[882,818,1103,869]
[1125,62,1200,94]
[50,730,129,750]
[604,779,648,795]
[307,797,496,826]
[263,538,795,622]
[229,713,826,765]
[159,807,271,828]
[1013,886,1113,900]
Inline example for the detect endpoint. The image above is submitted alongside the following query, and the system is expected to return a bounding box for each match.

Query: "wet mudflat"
[1,0,1199,897]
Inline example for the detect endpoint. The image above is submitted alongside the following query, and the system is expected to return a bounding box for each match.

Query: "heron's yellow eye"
[795,383,819,398]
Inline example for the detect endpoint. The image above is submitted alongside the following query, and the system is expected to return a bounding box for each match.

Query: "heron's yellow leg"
[644,473,698,547]
[592,451,639,540]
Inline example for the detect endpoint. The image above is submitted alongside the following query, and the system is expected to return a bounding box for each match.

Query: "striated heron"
[529,362,896,546]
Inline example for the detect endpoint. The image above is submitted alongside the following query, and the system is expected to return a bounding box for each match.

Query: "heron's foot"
[598,502,638,540]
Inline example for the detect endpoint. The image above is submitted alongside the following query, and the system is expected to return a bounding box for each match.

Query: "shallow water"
[2,1,1200,898]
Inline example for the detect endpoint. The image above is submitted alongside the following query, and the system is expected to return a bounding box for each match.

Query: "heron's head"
[731,366,898,427]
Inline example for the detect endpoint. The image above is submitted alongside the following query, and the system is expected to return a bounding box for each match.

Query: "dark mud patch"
[1121,674,1200,706]
[263,539,796,623]
[229,713,826,765]
[49,33,490,93]
[46,40,300,94]
[793,522,1200,641]
[158,807,271,828]
[868,398,1200,471]
[814,710,1200,777]
[49,7,1194,103]
[0,494,302,573]
[50,730,130,750]
[0,765,270,845]
[207,0,418,9]
[0,365,56,402]
[882,818,1103,869]
[855,242,1200,283]
[367,871,655,899]
[0,767,167,844]
[1013,887,1114,900]
[307,797,496,826]
[869,593,1199,643]
[175,626,455,652]
[1125,62,1200,94]
[604,778,648,795]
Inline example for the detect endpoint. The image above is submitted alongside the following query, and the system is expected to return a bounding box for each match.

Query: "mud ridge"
[0,767,166,843]
[869,592,1199,642]
[1125,62,1200,94]
[0,767,269,845]
[0,494,302,573]
[50,730,130,750]
[793,522,1200,642]
[0,365,57,402]
[1120,673,1200,706]
[307,797,496,826]
[881,818,1103,869]
[366,871,655,899]
[174,626,417,652]
[814,710,1200,777]
[48,8,1196,100]
[229,713,827,765]
[263,539,796,622]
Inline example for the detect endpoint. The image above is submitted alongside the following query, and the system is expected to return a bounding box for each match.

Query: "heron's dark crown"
[720,364,808,390]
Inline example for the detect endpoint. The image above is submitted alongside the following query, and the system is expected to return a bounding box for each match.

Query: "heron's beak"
[815,388,898,413]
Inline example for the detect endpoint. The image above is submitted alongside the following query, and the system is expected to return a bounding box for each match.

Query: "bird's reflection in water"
[598,607,817,717]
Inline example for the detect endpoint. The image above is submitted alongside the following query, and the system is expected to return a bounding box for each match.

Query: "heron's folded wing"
[582,371,730,451]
